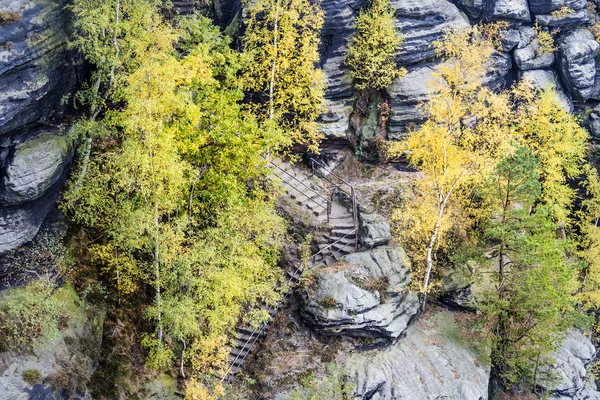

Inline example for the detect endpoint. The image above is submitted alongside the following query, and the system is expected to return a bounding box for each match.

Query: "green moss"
[22,369,42,385]
[319,296,338,309]
[0,11,21,25]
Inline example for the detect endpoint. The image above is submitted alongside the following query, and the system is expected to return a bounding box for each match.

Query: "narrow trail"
[224,157,359,380]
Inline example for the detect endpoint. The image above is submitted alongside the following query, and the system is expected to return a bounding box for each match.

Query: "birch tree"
[242,0,326,152]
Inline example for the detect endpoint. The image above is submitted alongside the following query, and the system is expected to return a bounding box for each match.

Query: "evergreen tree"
[479,146,576,390]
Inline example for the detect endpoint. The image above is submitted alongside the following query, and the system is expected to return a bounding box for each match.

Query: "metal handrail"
[308,156,359,249]
[223,227,359,382]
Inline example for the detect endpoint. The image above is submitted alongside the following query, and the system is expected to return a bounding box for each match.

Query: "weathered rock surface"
[536,9,591,27]
[0,0,77,254]
[393,0,469,66]
[513,27,555,71]
[485,0,531,22]
[317,0,358,139]
[539,330,600,399]
[301,246,419,339]
[0,0,76,137]
[521,69,574,111]
[558,29,599,101]
[388,63,437,140]
[358,212,391,248]
[344,308,490,400]
[529,0,586,14]
[440,260,477,309]
[0,129,72,205]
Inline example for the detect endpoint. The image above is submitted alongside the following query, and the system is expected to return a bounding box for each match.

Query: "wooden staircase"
[224,157,359,381]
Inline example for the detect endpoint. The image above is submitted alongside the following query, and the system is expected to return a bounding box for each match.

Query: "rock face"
[301,246,419,339]
[344,308,490,400]
[540,330,600,399]
[388,63,437,140]
[0,0,76,137]
[486,0,531,21]
[0,0,77,254]
[558,29,599,101]
[513,27,555,71]
[0,127,72,253]
[392,0,470,66]
[317,0,358,139]
[358,212,391,248]
[521,69,574,111]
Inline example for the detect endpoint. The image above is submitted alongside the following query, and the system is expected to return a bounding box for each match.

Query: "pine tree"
[479,146,576,390]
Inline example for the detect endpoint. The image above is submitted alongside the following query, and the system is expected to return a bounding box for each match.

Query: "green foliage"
[62,11,288,385]
[0,281,67,352]
[242,0,326,152]
[319,296,338,309]
[345,0,406,92]
[478,146,577,389]
[22,369,42,385]
[286,364,352,400]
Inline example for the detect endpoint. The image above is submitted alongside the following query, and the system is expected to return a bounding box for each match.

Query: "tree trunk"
[421,199,446,311]
[154,207,163,342]
[268,0,281,121]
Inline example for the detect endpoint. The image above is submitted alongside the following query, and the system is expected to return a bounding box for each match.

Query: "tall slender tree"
[242,0,326,152]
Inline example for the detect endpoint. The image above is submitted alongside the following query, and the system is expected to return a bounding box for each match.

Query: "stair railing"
[308,156,359,250]
[223,226,358,382]
[268,160,332,223]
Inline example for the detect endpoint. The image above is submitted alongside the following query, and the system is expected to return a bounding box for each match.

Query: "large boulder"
[317,0,358,139]
[513,26,555,71]
[301,246,419,339]
[0,0,76,137]
[558,29,599,101]
[0,129,72,205]
[539,330,600,399]
[485,0,531,21]
[536,9,591,27]
[344,308,490,399]
[392,0,469,66]
[358,212,391,248]
[0,127,71,253]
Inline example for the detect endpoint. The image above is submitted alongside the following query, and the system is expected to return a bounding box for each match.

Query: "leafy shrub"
[345,0,406,92]
[22,369,42,385]
[0,281,66,352]
[0,11,21,25]
[319,296,338,309]
[534,24,557,55]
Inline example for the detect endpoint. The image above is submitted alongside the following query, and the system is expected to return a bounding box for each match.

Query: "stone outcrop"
[513,27,555,71]
[301,246,419,339]
[485,0,531,22]
[317,0,357,139]
[539,330,600,399]
[0,127,72,253]
[0,0,77,253]
[344,308,490,399]
[388,63,437,140]
[358,212,391,248]
[0,0,76,137]
[393,0,470,66]
[521,69,574,111]
[558,29,599,101]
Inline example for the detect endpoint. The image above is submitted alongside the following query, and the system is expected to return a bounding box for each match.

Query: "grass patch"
[0,11,21,25]
[22,369,42,385]
[319,296,338,309]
